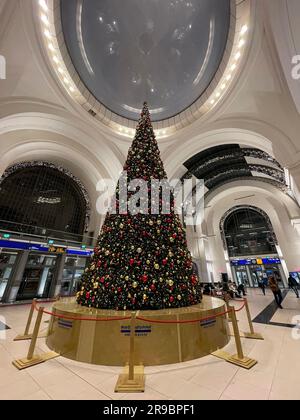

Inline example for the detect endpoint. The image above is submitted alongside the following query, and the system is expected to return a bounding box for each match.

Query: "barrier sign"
[121,325,152,337]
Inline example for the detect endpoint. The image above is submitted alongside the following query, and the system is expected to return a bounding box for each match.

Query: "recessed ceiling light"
[231,63,237,71]
[39,0,48,12]
[69,86,75,92]
[210,99,215,105]
[216,92,221,98]
[41,14,49,26]
[58,67,64,74]
[238,39,245,48]
[221,83,226,90]
[226,74,232,81]
[235,52,241,61]
[241,25,248,35]
[53,56,59,63]
[44,29,51,39]
[48,43,55,52]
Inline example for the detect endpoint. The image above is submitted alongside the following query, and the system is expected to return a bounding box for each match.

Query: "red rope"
[32,298,245,324]
[136,309,229,324]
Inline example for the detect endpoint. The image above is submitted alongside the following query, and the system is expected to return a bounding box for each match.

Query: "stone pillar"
[6,251,29,302]
[50,254,67,298]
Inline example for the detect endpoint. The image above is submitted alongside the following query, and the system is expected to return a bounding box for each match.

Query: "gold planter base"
[46,296,230,367]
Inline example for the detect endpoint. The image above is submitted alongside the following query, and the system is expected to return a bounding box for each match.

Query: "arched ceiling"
[61,0,231,122]
[182,144,286,193]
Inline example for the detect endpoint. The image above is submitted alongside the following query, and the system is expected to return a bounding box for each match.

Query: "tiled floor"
[0,289,299,400]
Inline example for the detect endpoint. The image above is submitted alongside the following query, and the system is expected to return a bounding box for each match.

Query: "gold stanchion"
[12,306,59,370]
[14,299,48,341]
[212,306,257,369]
[242,299,264,340]
[115,312,145,392]
[224,294,233,322]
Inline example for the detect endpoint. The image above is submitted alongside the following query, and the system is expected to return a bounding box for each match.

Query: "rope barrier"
[32,298,246,324]
[33,300,132,322]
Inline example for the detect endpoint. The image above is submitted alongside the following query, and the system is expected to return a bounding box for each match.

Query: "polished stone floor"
[0,288,299,400]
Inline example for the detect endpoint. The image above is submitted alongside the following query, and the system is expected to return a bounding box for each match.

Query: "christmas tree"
[77,103,202,310]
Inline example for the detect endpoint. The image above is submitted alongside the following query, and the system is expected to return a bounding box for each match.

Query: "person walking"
[268,275,283,308]
[258,279,266,296]
[288,275,299,298]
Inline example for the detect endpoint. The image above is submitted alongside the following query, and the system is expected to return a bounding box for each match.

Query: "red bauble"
[105,282,109,288]
[97,261,102,267]
[129,259,135,266]
[100,276,105,283]
[117,287,122,293]
[169,296,174,303]
[172,233,177,239]
[162,259,167,265]
[150,284,156,291]
[86,292,90,299]
[141,274,148,283]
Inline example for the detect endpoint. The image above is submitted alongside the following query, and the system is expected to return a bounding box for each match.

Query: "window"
[224,208,277,257]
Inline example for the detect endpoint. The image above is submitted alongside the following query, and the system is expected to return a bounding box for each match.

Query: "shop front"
[0,239,92,303]
[231,257,287,288]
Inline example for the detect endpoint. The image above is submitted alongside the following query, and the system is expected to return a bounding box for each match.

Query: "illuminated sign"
[231,258,281,266]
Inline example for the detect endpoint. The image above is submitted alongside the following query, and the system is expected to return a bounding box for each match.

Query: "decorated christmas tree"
[77,103,202,310]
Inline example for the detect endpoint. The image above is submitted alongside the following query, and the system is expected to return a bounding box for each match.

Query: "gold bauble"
[157,220,161,225]
[149,220,154,226]
[143,294,147,300]
[137,248,142,253]
[169,237,175,242]
[157,229,161,234]
[132,282,138,288]
[125,276,129,281]
[119,223,124,229]
[105,251,110,256]
[154,263,160,270]
[177,295,182,301]
[146,260,151,265]
[90,264,95,270]
[168,280,174,286]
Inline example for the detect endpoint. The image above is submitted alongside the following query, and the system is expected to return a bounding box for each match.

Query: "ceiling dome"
[61,0,231,122]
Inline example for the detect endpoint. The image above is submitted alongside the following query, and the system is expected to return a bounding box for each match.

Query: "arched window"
[222,207,277,257]
[0,162,89,241]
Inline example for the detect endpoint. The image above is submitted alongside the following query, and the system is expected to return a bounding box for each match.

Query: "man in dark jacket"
[288,275,299,298]
[269,276,283,308]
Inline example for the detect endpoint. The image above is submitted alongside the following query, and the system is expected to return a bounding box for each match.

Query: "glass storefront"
[0,252,18,301]
[60,256,87,296]
[17,253,57,301]
[231,258,286,288]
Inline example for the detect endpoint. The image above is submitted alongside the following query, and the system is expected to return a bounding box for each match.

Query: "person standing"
[258,279,266,296]
[268,275,283,308]
[288,275,299,298]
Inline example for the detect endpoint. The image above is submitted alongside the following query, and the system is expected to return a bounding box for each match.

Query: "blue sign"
[121,325,152,337]
[0,239,93,257]
[58,319,73,329]
[200,318,216,328]
[231,257,281,266]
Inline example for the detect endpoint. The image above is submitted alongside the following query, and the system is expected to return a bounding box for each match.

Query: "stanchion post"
[212,305,257,369]
[14,299,37,341]
[115,312,145,392]
[24,299,36,336]
[12,305,59,370]
[245,299,254,335]
[27,306,44,360]
[128,312,136,381]
[242,298,264,340]
[230,306,244,360]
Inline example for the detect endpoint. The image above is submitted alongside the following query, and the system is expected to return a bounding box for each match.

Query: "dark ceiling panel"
[61,0,231,121]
